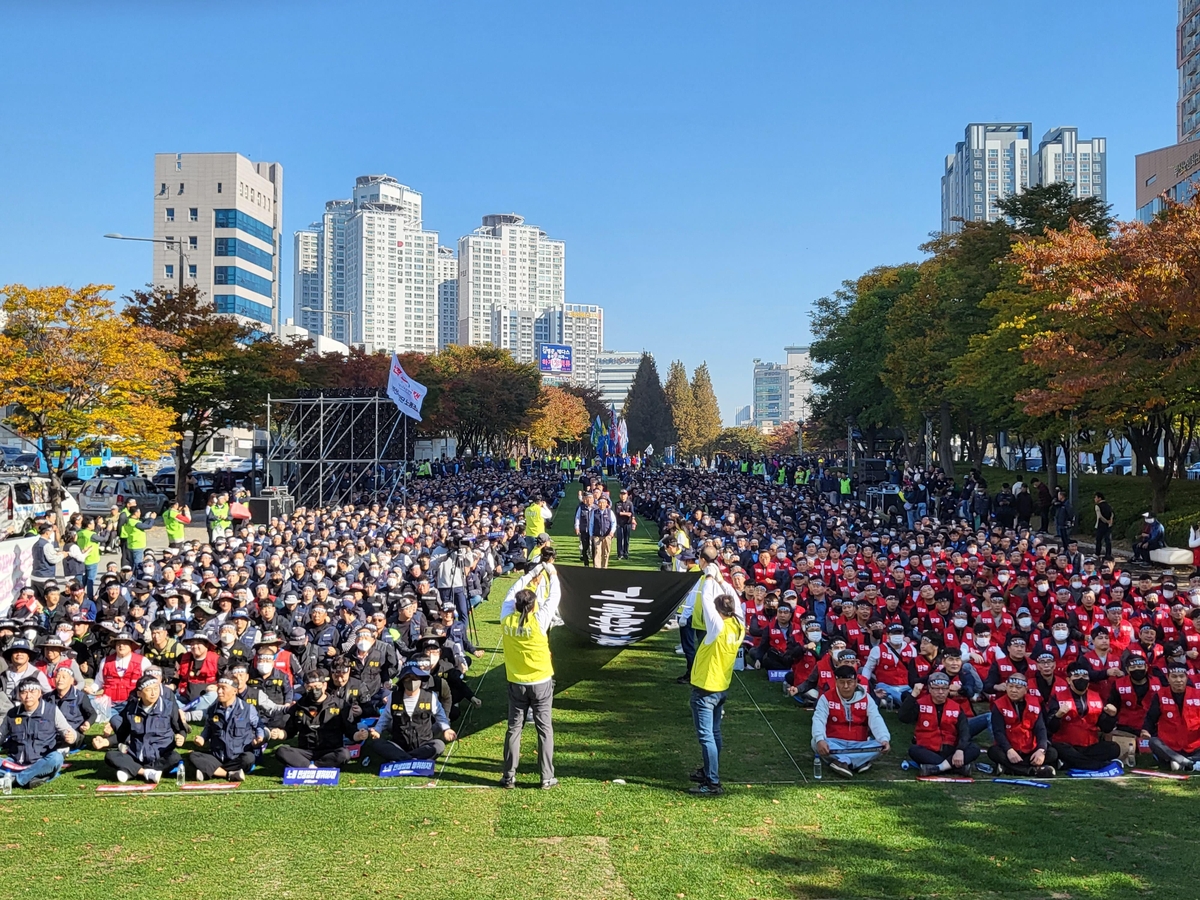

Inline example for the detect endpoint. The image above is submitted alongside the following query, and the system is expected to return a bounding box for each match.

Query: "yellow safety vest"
[502,604,554,684]
[524,503,546,539]
[691,608,745,693]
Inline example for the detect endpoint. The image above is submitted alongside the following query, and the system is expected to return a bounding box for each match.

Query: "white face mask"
[975,636,991,648]
[256,661,274,676]
[1071,580,1082,589]
[1119,576,1131,586]
[806,630,822,642]
[220,633,235,646]
[1164,589,1177,598]
[998,572,1010,583]
[953,617,968,629]
[887,634,904,648]
[356,639,372,652]
[1052,628,1069,642]
[1017,616,1032,628]
[1036,584,1049,594]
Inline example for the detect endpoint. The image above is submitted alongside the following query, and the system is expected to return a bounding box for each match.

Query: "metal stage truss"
[265,392,415,509]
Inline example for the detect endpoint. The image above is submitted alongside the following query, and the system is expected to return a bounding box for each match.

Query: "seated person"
[1047,661,1121,771]
[356,661,457,766]
[189,674,266,782]
[810,665,891,779]
[898,671,980,776]
[48,666,95,750]
[92,674,187,784]
[987,672,1057,777]
[270,668,360,770]
[0,678,77,790]
[1143,662,1200,772]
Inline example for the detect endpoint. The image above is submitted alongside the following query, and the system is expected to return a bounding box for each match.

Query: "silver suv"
[78,472,166,517]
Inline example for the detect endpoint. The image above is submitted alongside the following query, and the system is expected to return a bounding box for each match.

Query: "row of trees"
[621,353,723,455]
[808,182,1200,512]
[0,283,601,511]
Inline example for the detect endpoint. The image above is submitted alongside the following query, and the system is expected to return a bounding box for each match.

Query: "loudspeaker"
[248,495,295,523]
[856,458,887,486]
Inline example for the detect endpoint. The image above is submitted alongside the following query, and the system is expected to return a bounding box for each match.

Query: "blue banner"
[767,669,789,682]
[379,759,436,778]
[1067,762,1124,779]
[283,767,340,786]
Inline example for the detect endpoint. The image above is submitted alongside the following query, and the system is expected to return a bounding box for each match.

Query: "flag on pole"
[387,355,427,422]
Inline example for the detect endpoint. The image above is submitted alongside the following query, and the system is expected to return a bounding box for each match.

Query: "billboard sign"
[539,343,573,374]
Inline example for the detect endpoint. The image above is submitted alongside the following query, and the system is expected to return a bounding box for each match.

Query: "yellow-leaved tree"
[0,284,180,514]
[523,386,590,452]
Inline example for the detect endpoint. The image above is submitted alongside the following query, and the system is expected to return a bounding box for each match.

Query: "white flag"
[387,355,427,422]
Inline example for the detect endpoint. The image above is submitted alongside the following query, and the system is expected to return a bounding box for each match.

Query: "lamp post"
[104,233,188,294]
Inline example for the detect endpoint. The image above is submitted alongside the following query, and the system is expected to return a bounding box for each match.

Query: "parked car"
[0,473,77,538]
[77,471,165,517]
[1187,461,1200,481]
[1104,457,1133,475]
[152,468,214,503]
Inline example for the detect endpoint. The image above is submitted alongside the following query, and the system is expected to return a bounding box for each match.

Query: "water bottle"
[900,759,914,771]
[1,775,10,796]
[176,763,186,787]
[813,756,822,780]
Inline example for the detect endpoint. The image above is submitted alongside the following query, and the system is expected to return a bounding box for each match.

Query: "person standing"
[1093,492,1114,561]
[523,496,551,552]
[163,502,191,550]
[614,488,636,560]
[574,492,596,566]
[687,556,744,796]
[1051,488,1075,550]
[120,508,156,569]
[498,547,561,789]
[30,523,62,594]
[591,496,617,569]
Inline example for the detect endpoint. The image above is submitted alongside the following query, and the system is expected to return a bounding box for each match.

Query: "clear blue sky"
[0,1,1177,422]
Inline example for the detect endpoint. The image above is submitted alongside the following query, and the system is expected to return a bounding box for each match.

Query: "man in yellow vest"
[499,545,561,789]
[688,547,744,796]
[523,495,551,552]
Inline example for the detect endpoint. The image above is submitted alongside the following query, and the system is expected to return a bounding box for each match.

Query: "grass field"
[4,480,1200,899]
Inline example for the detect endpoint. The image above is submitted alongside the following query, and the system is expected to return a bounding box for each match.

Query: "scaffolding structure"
[265,391,414,509]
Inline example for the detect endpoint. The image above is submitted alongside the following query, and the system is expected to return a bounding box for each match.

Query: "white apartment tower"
[559,304,604,385]
[1035,128,1107,201]
[436,246,459,350]
[343,175,439,354]
[315,199,354,343]
[940,124,1033,233]
[152,152,283,330]
[294,228,320,334]
[784,345,813,422]
[457,214,565,348]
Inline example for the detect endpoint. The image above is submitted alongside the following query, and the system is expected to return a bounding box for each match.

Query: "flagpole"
[404,415,408,497]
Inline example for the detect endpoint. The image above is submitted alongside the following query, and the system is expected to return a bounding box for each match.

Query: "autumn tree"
[663,360,698,454]
[622,353,674,454]
[420,345,540,455]
[560,383,609,425]
[123,284,309,499]
[691,363,722,452]
[765,422,799,455]
[712,426,767,457]
[0,284,178,514]
[1011,193,1200,512]
[522,386,589,451]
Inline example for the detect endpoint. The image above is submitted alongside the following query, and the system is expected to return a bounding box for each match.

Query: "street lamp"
[104,233,188,294]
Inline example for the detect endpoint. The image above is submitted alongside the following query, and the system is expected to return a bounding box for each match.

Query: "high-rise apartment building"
[294,228,320,334]
[596,351,643,409]
[1181,0,1200,142]
[1035,128,1107,202]
[342,175,439,354]
[558,304,603,385]
[783,345,813,422]
[316,199,354,343]
[457,214,565,348]
[941,124,1033,233]
[152,152,283,330]
[436,246,459,350]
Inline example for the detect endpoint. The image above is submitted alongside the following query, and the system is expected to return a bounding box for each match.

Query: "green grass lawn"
[3,478,1200,899]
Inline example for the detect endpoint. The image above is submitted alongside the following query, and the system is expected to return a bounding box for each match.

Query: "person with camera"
[499,545,561,789]
[436,533,474,624]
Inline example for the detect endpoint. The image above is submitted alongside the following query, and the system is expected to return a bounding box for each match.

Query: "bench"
[1150,547,1194,567]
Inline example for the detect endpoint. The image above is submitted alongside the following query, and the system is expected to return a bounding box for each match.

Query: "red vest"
[825,693,871,742]
[1111,676,1154,731]
[913,699,961,751]
[993,694,1042,755]
[272,648,295,689]
[177,651,219,699]
[874,642,915,686]
[1155,686,1200,754]
[100,652,145,704]
[1055,690,1105,747]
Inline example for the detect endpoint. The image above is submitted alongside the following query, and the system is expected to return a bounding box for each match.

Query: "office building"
[1035,128,1106,201]
[1136,3,1200,221]
[457,214,565,348]
[752,360,788,430]
[555,304,604,385]
[294,228,320,335]
[596,351,643,409]
[734,405,752,427]
[783,345,813,422]
[152,152,283,330]
[941,124,1033,233]
[1181,0,1200,142]
[342,175,439,354]
[436,246,459,350]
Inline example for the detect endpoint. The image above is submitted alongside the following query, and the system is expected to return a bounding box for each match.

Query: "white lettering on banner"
[587,587,656,646]
[386,354,428,422]
[0,537,36,617]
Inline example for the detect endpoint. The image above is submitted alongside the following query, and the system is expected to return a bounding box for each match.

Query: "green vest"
[164,508,186,543]
[776,470,786,484]
[691,609,745,693]
[502,605,553,684]
[121,517,149,550]
[210,502,231,527]
[839,477,852,494]
[739,461,749,473]
[76,528,101,565]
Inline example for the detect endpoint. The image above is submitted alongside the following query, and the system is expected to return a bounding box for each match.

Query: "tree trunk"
[938,402,955,478]
[1148,465,1171,516]
[1041,440,1057,492]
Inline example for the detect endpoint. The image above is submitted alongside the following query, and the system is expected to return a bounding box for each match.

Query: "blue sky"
[0,1,1178,422]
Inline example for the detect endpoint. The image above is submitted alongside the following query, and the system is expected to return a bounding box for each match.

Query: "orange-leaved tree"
[1011,195,1200,513]
[522,386,589,452]
[0,284,179,514]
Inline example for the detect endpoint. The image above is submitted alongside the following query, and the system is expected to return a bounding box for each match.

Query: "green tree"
[690,363,722,452]
[995,181,1115,239]
[0,284,179,514]
[421,345,540,455]
[663,360,698,454]
[622,353,674,453]
[123,284,309,499]
[560,383,609,426]
[712,427,767,456]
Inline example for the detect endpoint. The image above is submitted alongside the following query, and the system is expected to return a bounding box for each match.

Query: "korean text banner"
[553,565,701,647]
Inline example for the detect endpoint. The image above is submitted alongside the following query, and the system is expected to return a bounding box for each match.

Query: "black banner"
[554,565,702,647]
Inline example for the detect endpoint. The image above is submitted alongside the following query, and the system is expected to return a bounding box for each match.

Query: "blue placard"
[1067,762,1125,779]
[283,767,340,786]
[767,669,789,682]
[379,760,436,778]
